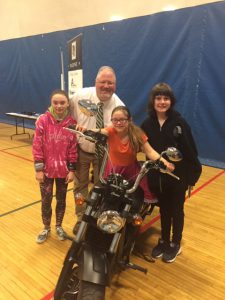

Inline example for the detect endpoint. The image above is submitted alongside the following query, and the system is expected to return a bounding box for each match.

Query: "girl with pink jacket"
[32,90,78,244]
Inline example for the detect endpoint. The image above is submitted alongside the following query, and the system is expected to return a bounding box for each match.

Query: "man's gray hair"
[95,66,116,81]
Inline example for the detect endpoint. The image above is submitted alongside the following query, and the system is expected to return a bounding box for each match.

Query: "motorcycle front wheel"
[78,281,105,300]
[54,264,79,300]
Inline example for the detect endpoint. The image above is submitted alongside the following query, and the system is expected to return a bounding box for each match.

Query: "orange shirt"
[106,127,148,166]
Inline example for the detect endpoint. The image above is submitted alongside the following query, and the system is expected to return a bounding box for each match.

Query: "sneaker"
[56,226,66,241]
[163,242,182,263]
[73,221,81,235]
[151,238,166,258]
[36,228,50,244]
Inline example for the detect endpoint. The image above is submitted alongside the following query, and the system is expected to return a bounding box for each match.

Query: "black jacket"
[141,110,202,192]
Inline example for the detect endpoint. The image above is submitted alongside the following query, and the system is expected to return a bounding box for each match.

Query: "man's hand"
[75,124,87,132]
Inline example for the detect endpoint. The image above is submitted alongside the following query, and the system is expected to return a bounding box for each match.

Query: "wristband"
[34,162,44,172]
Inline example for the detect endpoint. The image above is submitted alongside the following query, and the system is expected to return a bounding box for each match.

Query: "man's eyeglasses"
[111,118,128,124]
[96,81,115,86]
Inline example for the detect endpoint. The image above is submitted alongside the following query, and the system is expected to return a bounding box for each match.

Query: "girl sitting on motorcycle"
[89,105,174,203]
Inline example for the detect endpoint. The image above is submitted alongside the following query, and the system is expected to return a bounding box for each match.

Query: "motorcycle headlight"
[97,210,124,234]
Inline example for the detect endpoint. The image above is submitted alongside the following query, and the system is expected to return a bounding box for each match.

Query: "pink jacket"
[32,111,78,178]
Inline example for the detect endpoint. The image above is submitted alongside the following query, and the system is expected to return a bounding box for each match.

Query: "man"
[70,66,124,231]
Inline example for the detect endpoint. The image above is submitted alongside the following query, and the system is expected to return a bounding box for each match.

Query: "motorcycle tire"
[54,264,79,300]
[78,281,105,300]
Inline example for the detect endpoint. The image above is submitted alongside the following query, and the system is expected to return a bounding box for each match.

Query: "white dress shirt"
[70,87,124,153]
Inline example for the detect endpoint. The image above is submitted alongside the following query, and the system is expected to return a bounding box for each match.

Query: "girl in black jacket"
[141,83,202,263]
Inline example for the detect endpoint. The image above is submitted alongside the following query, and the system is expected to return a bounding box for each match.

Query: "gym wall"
[0,1,224,168]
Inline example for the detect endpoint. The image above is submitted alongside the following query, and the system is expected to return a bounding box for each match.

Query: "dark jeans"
[156,184,186,244]
[40,177,68,227]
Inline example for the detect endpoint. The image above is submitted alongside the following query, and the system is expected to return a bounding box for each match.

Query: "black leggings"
[40,177,68,227]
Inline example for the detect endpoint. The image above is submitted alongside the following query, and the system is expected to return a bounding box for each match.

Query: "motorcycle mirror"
[78,99,98,117]
[163,147,183,162]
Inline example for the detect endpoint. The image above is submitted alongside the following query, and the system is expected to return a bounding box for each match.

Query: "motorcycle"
[54,101,182,300]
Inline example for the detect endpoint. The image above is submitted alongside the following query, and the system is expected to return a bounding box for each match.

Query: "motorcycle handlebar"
[65,126,108,146]
[126,160,179,194]
[64,126,96,143]
[64,127,180,192]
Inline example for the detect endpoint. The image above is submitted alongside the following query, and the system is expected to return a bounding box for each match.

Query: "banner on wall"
[68,33,83,98]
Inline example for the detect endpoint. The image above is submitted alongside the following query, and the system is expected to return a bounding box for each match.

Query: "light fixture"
[163,5,176,11]
[110,15,124,22]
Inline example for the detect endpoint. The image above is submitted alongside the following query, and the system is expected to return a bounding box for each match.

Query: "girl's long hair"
[111,106,144,152]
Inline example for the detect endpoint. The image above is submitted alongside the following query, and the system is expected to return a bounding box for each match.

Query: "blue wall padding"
[0,1,225,168]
